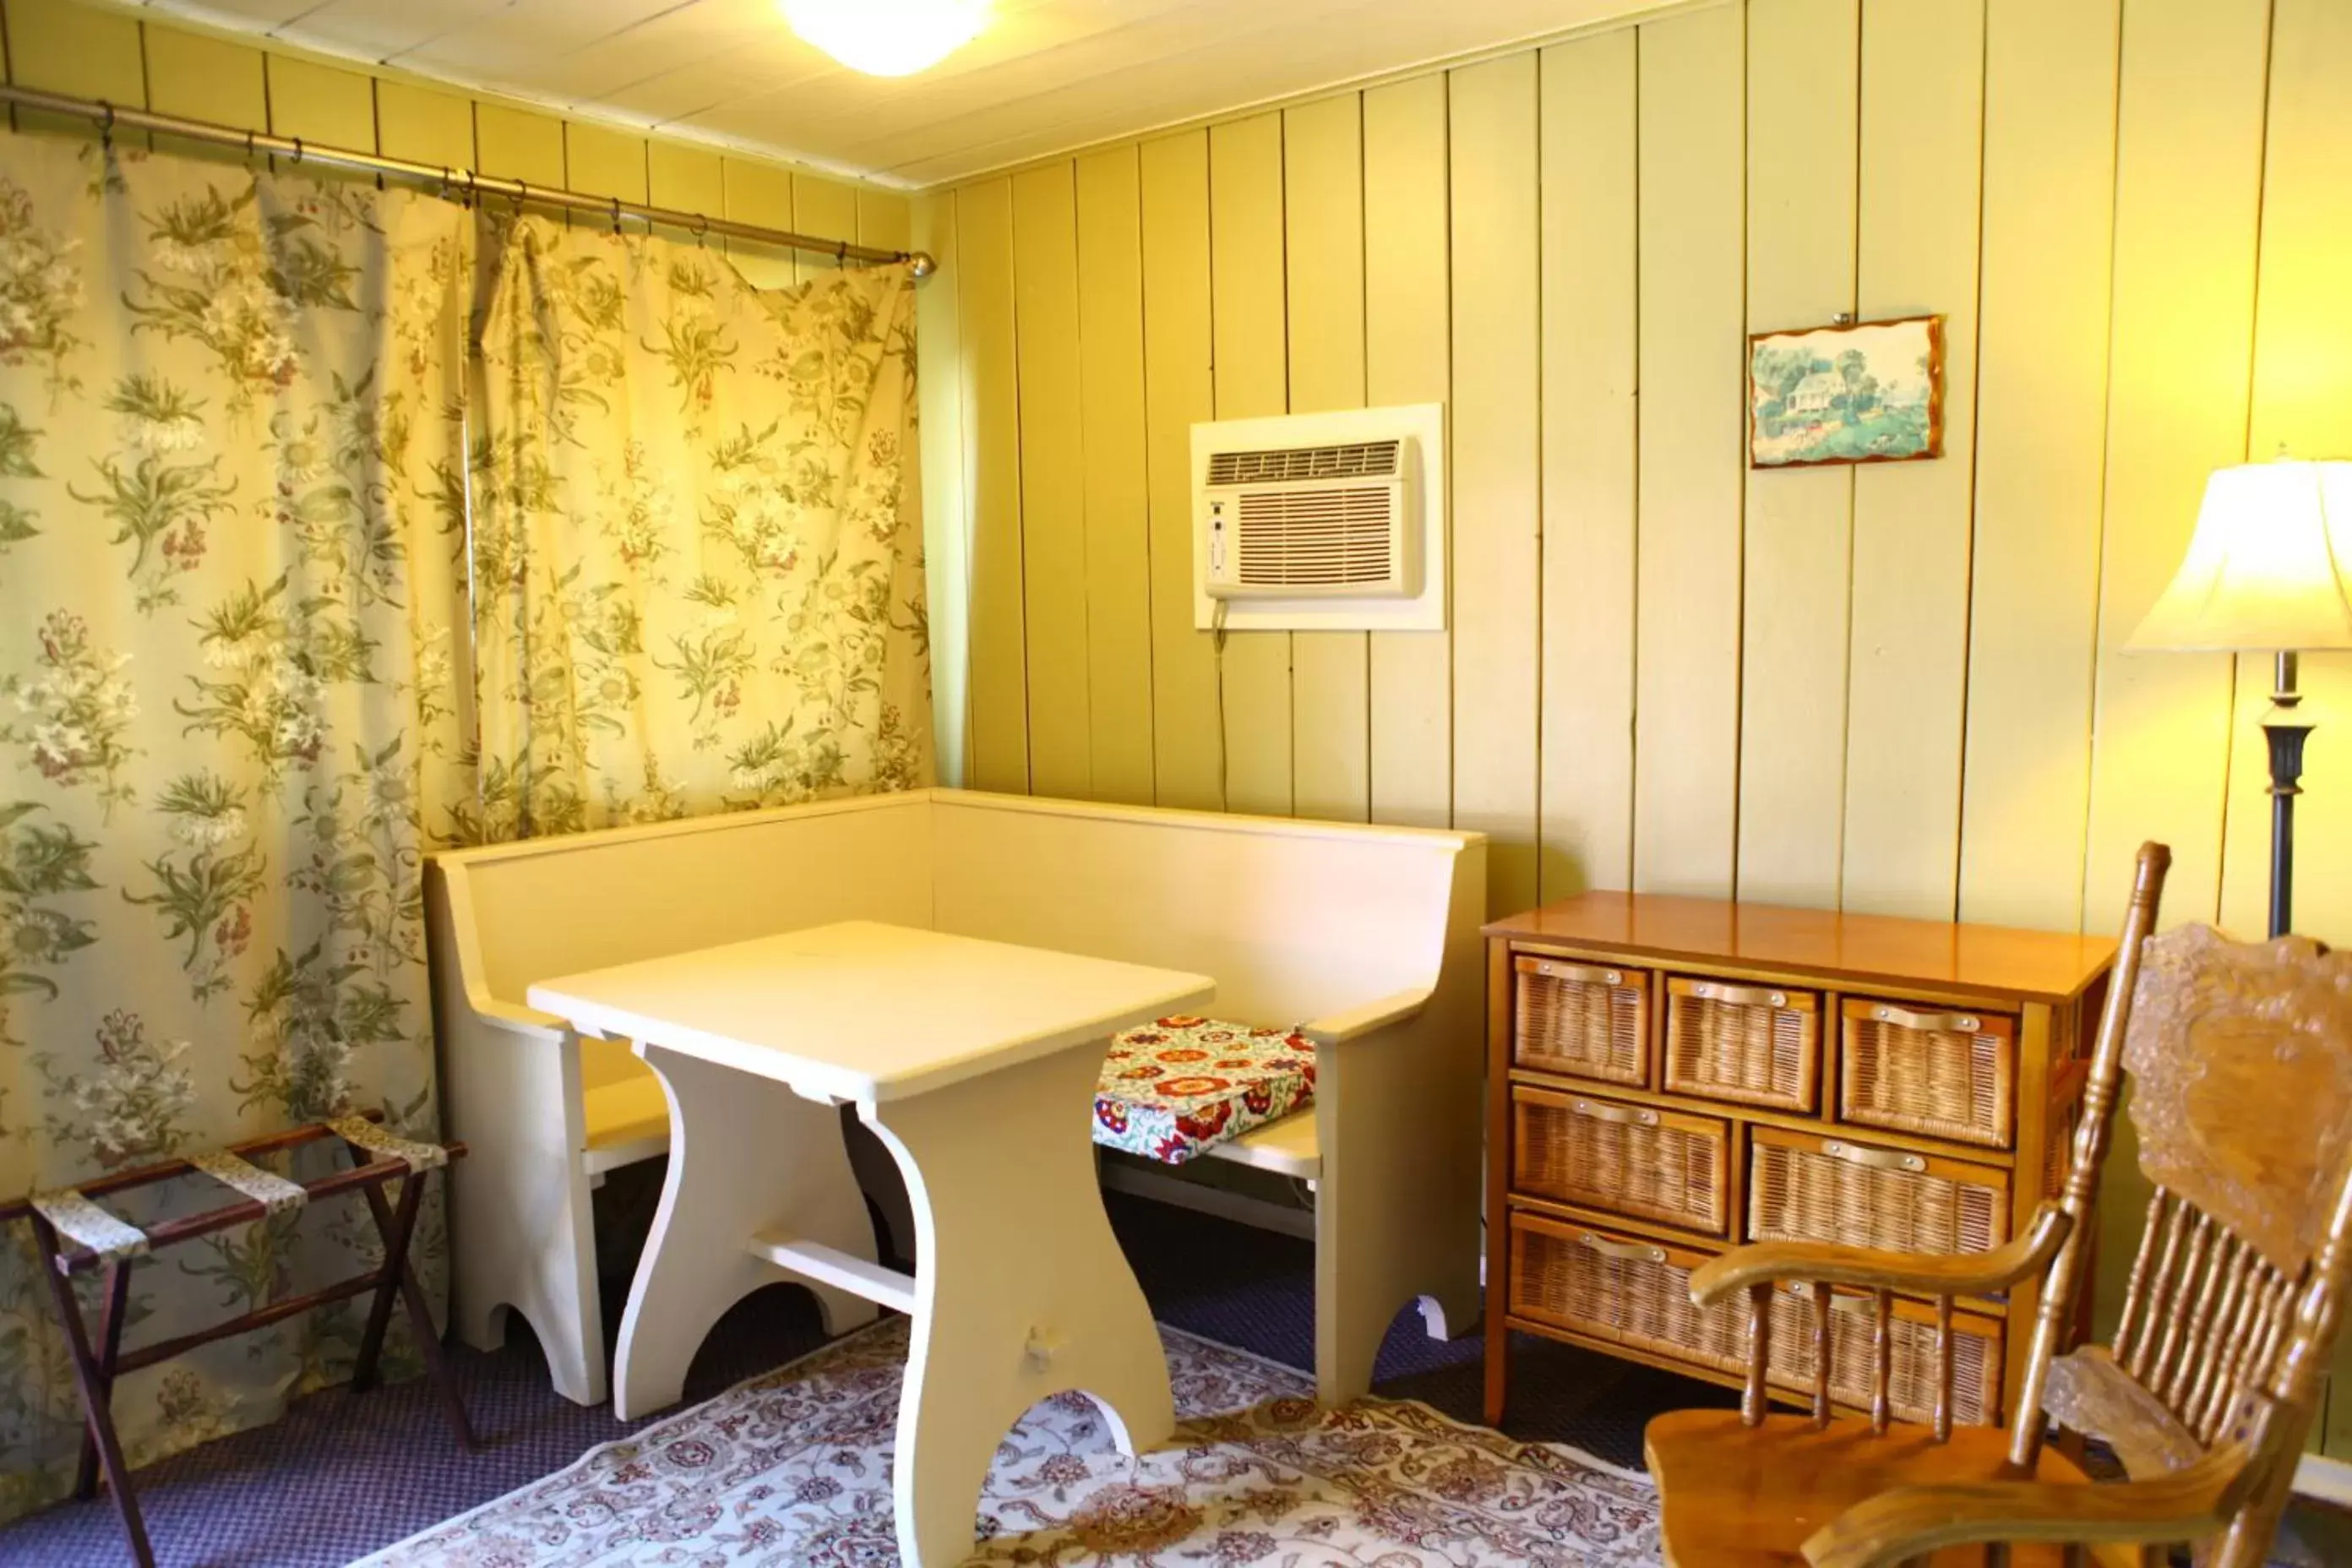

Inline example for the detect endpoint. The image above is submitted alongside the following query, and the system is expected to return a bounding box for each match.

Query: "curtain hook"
[511,177,526,215]
[246,129,258,167]
[291,136,305,166]
[464,169,478,209]
[96,99,114,150]
[836,237,848,268]
[611,196,623,237]
[693,214,709,249]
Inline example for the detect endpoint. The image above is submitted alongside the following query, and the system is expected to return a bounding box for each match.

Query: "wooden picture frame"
[1748,313,1945,468]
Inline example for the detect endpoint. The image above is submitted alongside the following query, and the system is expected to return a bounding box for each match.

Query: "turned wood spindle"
[1743,1280,1773,1427]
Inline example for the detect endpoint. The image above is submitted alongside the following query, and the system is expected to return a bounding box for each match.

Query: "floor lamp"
[2129,459,2352,938]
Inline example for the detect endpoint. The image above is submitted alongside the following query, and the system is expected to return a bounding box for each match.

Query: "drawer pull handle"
[1821,1140,1927,1173]
[1530,959,1626,988]
[1569,1098,1658,1128]
[1576,1232,1667,1264]
[1690,980,1791,1009]
[1870,1003,1984,1033]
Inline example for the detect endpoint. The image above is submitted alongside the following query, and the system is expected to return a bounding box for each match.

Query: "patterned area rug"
[360,1316,1659,1566]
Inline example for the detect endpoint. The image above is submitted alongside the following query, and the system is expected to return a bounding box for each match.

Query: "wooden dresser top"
[1484,891,2116,1004]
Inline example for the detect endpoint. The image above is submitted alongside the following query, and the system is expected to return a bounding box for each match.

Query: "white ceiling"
[144,0,1685,187]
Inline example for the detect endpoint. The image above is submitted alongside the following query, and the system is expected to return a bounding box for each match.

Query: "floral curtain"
[464,217,929,840]
[0,136,471,1520]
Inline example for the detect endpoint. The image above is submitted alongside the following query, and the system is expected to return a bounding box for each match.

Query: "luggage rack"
[0,1112,474,1568]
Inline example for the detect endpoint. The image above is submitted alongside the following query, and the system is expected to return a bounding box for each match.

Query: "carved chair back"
[2053,916,2352,1565]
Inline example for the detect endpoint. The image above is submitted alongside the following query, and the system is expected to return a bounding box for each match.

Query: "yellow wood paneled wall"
[918,0,2352,1450]
[0,0,910,279]
[919,0,2351,948]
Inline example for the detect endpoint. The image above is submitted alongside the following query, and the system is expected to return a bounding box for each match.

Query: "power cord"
[1211,597,1231,814]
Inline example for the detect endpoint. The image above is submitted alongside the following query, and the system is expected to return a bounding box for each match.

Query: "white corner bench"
[423,788,1488,1407]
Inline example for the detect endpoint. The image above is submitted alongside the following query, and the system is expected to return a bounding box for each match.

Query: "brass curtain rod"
[0,82,934,276]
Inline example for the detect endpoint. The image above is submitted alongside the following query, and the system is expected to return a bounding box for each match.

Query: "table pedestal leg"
[613,1043,881,1418]
[862,1042,1173,1568]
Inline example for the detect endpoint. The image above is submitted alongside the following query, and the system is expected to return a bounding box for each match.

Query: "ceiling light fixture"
[781,0,990,77]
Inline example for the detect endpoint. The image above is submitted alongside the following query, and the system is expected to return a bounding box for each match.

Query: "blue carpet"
[0,1172,2341,1565]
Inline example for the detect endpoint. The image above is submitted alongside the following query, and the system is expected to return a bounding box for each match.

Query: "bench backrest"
[430,792,933,1010]
[928,792,1473,1026]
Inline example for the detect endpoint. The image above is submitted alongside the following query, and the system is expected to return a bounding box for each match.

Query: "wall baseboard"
[1100,1159,1317,1240]
[2295,1452,2352,1508]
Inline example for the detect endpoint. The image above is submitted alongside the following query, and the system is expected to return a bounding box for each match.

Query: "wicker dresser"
[1482,892,2115,1430]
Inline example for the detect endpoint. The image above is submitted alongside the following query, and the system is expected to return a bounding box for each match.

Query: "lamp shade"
[2128,460,2352,652]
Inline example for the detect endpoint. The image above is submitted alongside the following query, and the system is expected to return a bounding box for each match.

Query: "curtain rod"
[0,83,934,277]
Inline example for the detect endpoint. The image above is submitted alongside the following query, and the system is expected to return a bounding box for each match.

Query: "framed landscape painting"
[1749,313,1945,467]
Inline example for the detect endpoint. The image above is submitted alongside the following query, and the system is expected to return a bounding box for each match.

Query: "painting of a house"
[1749,314,1944,467]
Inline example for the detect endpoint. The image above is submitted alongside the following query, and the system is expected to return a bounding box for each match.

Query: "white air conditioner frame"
[1191,401,1446,633]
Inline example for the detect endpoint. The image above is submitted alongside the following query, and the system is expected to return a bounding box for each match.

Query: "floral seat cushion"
[1092,1015,1315,1165]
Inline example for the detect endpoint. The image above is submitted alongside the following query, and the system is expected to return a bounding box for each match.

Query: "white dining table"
[526,918,1214,1568]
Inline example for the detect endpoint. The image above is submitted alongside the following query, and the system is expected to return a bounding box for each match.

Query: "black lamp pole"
[2264,649,2312,940]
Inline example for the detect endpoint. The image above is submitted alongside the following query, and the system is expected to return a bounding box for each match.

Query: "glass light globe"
[782,0,990,77]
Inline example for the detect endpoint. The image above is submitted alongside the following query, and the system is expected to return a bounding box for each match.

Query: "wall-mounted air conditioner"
[1192,402,1446,632]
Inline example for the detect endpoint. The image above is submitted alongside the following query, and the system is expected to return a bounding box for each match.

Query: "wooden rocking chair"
[1645,841,2352,1567]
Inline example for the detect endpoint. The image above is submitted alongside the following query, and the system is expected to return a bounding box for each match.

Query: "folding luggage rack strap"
[0,1112,475,1568]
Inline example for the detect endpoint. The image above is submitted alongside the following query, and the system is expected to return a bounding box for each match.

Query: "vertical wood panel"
[1283,92,1370,824]
[792,173,860,286]
[914,191,972,785]
[858,188,912,252]
[1362,74,1453,830]
[376,79,474,171]
[1207,112,1293,815]
[2222,0,2352,960]
[265,55,375,150]
[1957,0,2121,933]
[565,120,647,203]
[1737,0,1857,908]
[956,178,1032,793]
[1010,163,1092,798]
[2080,0,2272,936]
[1635,5,1745,897]
[1140,132,1222,811]
[1075,147,1156,805]
[1538,31,1638,897]
[144,28,267,129]
[647,140,724,217]
[2,0,144,103]
[1449,54,1541,915]
[475,101,565,187]
[722,160,798,289]
[1841,0,1985,920]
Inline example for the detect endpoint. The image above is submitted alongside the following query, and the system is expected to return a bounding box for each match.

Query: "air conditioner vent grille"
[1235,487,1395,587]
[1206,439,1402,487]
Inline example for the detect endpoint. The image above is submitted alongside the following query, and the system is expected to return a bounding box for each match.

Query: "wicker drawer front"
[1769,1284,2003,1426]
[1663,977,1820,1112]
[1506,1215,1745,1374]
[1514,956,1649,1085]
[1840,999,2017,1148]
[1511,1087,1729,1235]
[1749,1128,2011,1259]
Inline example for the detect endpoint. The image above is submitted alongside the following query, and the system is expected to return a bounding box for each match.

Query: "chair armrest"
[1690,1204,2071,1306]
[1301,986,1433,1048]
[1803,1442,2252,1568]
[475,997,569,1043]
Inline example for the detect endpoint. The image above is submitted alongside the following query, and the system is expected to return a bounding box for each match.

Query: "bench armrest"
[1690,1204,2071,1306]
[1302,986,1434,1047]
[475,996,569,1043]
